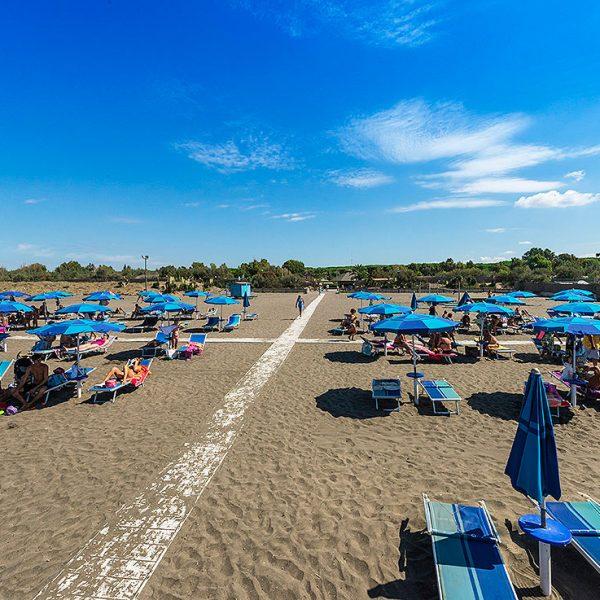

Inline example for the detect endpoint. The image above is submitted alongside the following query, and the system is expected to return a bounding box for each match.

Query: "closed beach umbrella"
[457,291,472,307]
[533,316,600,405]
[488,294,526,305]
[505,369,568,596]
[0,301,33,314]
[56,303,113,316]
[372,314,458,400]
[510,290,537,298]
[410,292,417,311]
[29,319,125,397]
[205,295,239,323]
[453,302,514,359]
[551,301,600,316]
[83,291,122,302]
[417,294,453,305]
[242,291,251,317]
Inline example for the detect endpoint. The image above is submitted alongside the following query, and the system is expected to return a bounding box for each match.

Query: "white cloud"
[16,243,54,258]
[176,136,294,173]
[216,203,230,209]
[272,212,316,222]
[229,1,443,47]
[455,177,563,194]
[328,168,394,188]
[515,189,600,209]
[23,198,43,205]
[479,255,512,263]
[565,169,585,181]
[485,227,506,233]
[110,216,142,224]
[390,198,506,213]
[518,240,533,245]
[65,252,139,264]
[183,201,200,208]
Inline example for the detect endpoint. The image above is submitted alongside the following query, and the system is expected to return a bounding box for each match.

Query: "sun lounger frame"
[0,359,13,383]
[64,336,117,359]
[222,313,241,331]
[419,379,461,415]
[40,365,96,405]
[89,358,153,403]
[176,333,207,358]
[371,378,401,411]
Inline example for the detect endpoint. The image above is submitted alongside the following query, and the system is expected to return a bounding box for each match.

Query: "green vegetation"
[1,248,598,290]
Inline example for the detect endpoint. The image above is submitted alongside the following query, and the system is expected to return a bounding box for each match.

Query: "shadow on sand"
[105,349,142,362]
[368,518,436,599]
[315,387,392,418]
[324,351,375,364]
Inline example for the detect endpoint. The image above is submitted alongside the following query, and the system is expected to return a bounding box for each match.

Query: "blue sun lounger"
[423,494,518,599]
[0,360,13,382]
[42,365,96,404]
[89,358,153,403]
[222,313,241,331]
[546,498,600,575]
[202,316,221,332]
[419,379,462,415]
[142,327,173,357]
[243,312,258,321]
[176,333,207,359]
[371,378,401,411]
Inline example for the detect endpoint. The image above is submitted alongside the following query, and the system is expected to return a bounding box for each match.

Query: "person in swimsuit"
[11,354,49,410]
[103,358,148,385]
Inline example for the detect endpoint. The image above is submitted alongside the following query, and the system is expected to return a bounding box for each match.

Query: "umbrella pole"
[76,334,82,398]
[384,333,388,357]
[479,320,484,360]
[570,340,577,407]
[412,334,419,405]
[539,498,551,596]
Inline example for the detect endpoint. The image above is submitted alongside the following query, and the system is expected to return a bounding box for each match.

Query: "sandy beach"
[1,291,599,599]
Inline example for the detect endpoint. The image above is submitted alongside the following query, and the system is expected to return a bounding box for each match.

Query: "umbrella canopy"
[205,296,239,306]
[552,288,594,298]
[56,303,113,315]
[488,294,526,306]
[138,290,158,298]
[509,290,537,298]
[532,316,600,336]
[551,291,595,302]
[410,292,418,311]
[453,301,514,315]
[347,291,388,301]
[505,369,561,505]
[358,303,411,316]
[141,301,194,313]
[29,319,125,337]
[0,301,33,314]
[551,301,600,316]
[147,294,181,304]
[417,294,453,305]
[29,291,73,301]
[0,290,29,300]
[83,291,122,302]
[184,290,209,298]
[457,291,472,307]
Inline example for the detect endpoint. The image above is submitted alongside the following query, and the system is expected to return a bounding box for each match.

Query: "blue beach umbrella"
[0,301,33,314]
[510,290,537,298]
[552,288,594,299]
[0,290,30,300]
[372,314,458,399]
[453,302,514,358]
[205,295,240,323]
[410,292,417,311]
[184,290,209,311]
[242,291,251,316]
[56,303,113,316]
[551,301,600,316]
[141,301,194,313]
[358,303,412,316]
[551,291,595,302]
[505,369,568,595]
[488,294,526,306]
[29,291,73,301]
[417,294,454,305]
[147,294,182,304]
[348,291,388,301]
[83,291,122,302]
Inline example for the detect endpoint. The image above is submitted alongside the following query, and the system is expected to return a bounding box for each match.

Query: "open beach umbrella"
[56,303,113,316]
[0,301,33,314]
[410,292,417,311]
[533,316,600,405]
[83,291,122,302]
[205,295,239,323]
[0,290,30,300]
[141,301,194,313]
[147,294,181,304]
[29,291,73,301]
[457,291,472,307]
[372,314,458,400]
[551,291,595,302]
[453,302,514,359]
[509,290,537,298]
[488,294,526,305]
[184,290,209,311]
[29,319,125,397]
[358,303,412,317]
[552,288,594,299]
[505,369,568,596]
[417,294,453,305]
[138,290,158,298]
[551,301,600,316]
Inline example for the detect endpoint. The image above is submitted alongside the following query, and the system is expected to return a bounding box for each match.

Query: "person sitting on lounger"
[392,333,412,354]
[103,358,148,385]
[585,365,600,391]
[428,305,437,316]
[483,330,500,356]
[10,354,49,410]
[460,313,471,329]
[437,334,453,353]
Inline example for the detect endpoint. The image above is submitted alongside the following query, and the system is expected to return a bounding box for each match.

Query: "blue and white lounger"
[142,327,172,357]
[419,379,462,415]
[222,313,241,331]
[546,498,600,575]
[89,358,153,403]
[0,360,13,383]
[243,312,259,321]
[423,494,518,599]
[371,378,401,411]
[202,316,221,332]
[42,365,96,405]
[176,333,206,358]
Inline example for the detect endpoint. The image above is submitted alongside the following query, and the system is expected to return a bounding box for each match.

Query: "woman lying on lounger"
[103,358,148,385]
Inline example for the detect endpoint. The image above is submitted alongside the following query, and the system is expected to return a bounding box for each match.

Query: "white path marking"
[34,294,325,600]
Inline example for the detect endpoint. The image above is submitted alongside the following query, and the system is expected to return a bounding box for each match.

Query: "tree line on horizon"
[1,248,599,290]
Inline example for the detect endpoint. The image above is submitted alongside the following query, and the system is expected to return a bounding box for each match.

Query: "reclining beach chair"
[141,326,173,357]
[0,327,9,352]
[41,365,96,405]
[128,315,159,333]
[371,378,402,411]
[423,494,518,600]
[201,315,221,332]
[546,496,600,575]
[176,333,207,359]
[222,313,241,331]
[477,340,514,360]
[31,336,62,360]
[0,359,13,383]
[64,335,117,359]
[89,358,153,403]
[419,379,461,415]
[243,311,259,321]
[410,343,457,364]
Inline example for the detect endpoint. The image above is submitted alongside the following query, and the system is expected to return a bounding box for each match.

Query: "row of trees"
[1,249,598,289]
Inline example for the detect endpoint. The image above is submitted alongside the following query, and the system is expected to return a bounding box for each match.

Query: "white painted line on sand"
[34,294,324,600]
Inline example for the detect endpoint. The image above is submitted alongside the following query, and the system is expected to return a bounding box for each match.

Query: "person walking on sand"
[295,294,305,317]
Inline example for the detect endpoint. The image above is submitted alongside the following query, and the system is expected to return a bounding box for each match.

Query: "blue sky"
[2,1,600,268]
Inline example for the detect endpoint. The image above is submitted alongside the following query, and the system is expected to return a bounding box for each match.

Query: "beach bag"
[361,340,374,357]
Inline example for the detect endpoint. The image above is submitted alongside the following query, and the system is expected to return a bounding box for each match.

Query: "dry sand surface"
[1,291,599,599]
